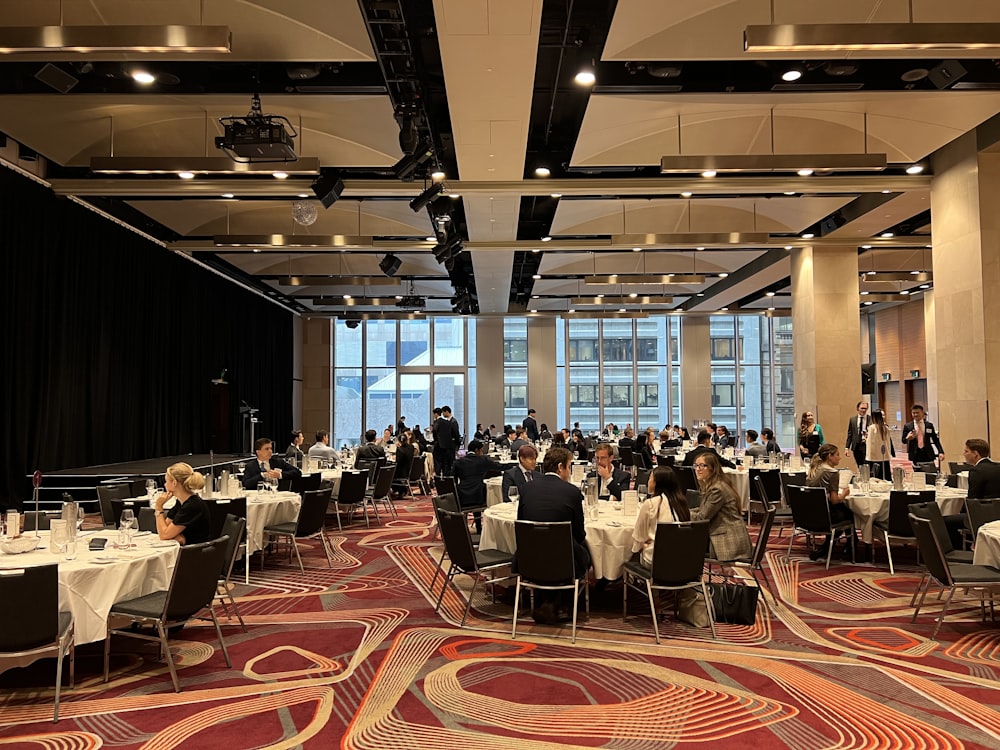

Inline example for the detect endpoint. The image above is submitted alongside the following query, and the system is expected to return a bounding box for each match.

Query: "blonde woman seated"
[690,451,752,561]
[153,462,211,546]
[631,467,691,567]
[805,443,854,560]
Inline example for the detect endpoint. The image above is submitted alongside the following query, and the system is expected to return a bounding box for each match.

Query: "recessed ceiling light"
[530,309,537,313]
[905,164,924,175]
[766,291,775,297]
[784,245,793,250]
[221,192,234,198]
[395,295,403,300]
[596,294,604,298]
[632,247,642,252]
[574,70,596,86]
[178,171,195,180]
[532,274,541,279]
[297,193,309,198]
[534,167,551,177]
[681,191,693,198]
[568,308,576,314]
[273,171,288,179]
[862,244,872,249]
[719,272,729,278]
[629,292,638,298]
[343,294,351,300]
[910,270,920,275]
[861,291,870,295]
[864,301,873,306]
[696,246,705,251]
[882,189,891,194]
[531,248,540,253]
[768,306,775,311]
[551,193,562,198]
[618,308,626,313]
[697,293,705,297]
[801,232,815,239]
[431,170,446,181]
[797,168,814,177]
[541,236,552,242]
[532,295,539,299]
[449,193,461,199]
[701,170,717,178]
[781,68,803,82]
[901,290,910,295]
[426,236,437,242]
[881,232,894,238]
[720,307,729,311]
[252,248,261,253]
[132,70,155,84]
[784,191,796,195]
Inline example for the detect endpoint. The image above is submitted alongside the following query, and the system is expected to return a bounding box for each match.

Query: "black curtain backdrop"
[0,166,293,504]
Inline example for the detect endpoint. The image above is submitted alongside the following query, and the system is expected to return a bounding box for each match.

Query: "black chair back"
[163,537,229,622]
[632,452,649,470]
[336,471,369,504]
[110,498,150,526]
[130,478,151,497]
[0,564,58,651]
[370,465,396,500]
[436,476,458,498]
[296,489,333,537]
[437,509,478,572]
[674,465,699,494]
[649,521,710,586]
[779,471,806,504]
[432,492,460,515]
[750,468,781,504]
[907,500,955,554]
[22,511,60,532]
[408,454,426,481]
[949,462,973,475]
[514,520,577,584]
[887,490,934,536]
[908,514,952,585]
[785,485,833,533]
[655,454,675,467]
[685,488,702,509]
[357,457,386,484]
[289,473,322,494]
[635,468,650,493]
[205,497,247,540]
[138,507,157,532]
[751,504,778,567]
[97,484,131,527]
[219,514,247,579]
[966,497,1000,535]
[619,446,634,468]
[912,461,939,474]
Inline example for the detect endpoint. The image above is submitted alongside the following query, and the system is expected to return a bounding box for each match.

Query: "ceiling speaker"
[312,175,344,209]
[379,254,402,277]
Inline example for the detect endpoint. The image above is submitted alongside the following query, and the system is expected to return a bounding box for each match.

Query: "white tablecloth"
[973,521,1000,567]
[845,487,967,543]
[479,502,636,580]
[485,476,504,506]
[245,491,301,554]
[0,531,180,644]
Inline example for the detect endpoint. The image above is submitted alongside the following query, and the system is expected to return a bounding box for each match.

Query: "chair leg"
[883,531,894,575]
[334,502,343,532]
[429,546,448,594]
[461,575,478,626]
[511,578,522,639]
[435,564,455,612]
[206,608,232,668]
[701,581,717,638]
[622,574,628,621]
[53,646,63,723]
[219,585,248,632]
[157,620,181,693]
[932,586,958,639]
[911,576,934,621]
[291,535,305,573]
[570,585,580,644]
[103,630,112,684]
[646,579,660,644]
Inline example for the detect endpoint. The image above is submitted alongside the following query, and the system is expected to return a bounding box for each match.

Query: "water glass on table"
[119,509,137,547]
[508,487,519,505]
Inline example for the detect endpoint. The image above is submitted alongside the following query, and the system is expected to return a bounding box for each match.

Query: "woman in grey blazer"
[690,451,752,561]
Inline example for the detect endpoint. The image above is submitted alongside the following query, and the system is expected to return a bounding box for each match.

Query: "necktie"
[917,421,925,449]
[525,471,533,482]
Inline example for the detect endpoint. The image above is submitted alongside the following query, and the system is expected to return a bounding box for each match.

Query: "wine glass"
[508,486,519,505]
[145,479,156,498]
[120,509,136,547]
[76,505,86,533]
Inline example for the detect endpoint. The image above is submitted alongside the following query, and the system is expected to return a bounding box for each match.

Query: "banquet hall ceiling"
[2,0,1000,318]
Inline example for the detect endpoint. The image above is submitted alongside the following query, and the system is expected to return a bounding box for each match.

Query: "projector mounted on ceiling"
[216,93,297,163]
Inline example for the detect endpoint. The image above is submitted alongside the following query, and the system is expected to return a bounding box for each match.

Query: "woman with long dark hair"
[865,409,894,479]
[690,451,751,561]
[631,467,691,567]
[798,411,824,459]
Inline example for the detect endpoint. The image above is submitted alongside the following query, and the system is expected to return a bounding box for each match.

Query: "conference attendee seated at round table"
[154,462,211,546]
[378,427,394,445]
[715,425,733,449]
[473,423,487,440]
[411,424,428,453]
[631,466,691,567]
[496,426,516,452]
[393,432,416,490]
[242,437,303,489]
[633,433,655,468]
[761,427,780,454]
[659,429,681,449]
[501,444,540,500]
[744,430,767,458]
[355,430,387,462]
[617,427,635,449]
[805,443,854,560]
[588,442,631,500]
[510,426,530,454]
[539,423,553,441]
[690,451,752,561]
[285,430,305,462]
[308,429,338,462]
[551,430,567,446]
[452,440,501,532]
[682,430,737,470]
[570,432,589,461]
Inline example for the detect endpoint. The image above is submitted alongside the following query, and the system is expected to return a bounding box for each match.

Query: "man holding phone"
[902,404,944,466]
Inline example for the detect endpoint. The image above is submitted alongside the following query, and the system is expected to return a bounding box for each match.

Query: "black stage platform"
[24,454,248,508]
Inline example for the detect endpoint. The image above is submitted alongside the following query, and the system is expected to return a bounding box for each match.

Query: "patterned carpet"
[2,496,1000,749]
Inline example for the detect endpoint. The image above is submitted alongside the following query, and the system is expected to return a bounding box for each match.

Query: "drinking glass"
[145,479,156,498]
[64,539,77,561]
[76,505,86,532]
[508,487,519,504]
[236,461,246,475]
[257,481,266,497]
[638,485,648,503]
[120,509,136,547]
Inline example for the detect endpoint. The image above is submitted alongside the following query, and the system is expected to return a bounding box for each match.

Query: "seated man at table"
[355,429,386,462]
[946,438,1000,547]
[587,443,631,501]
[308,429,338,463]
[683,430,737,469]
[496,425,516,452]
[617,427,635,450]
[501,444,541,500]
[452,440,501,532]
[242,437,302,489]
[517,446,591,624]
[510,426,530,454]
[744,430,767,459]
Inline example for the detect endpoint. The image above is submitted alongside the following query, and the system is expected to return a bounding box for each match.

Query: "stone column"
[527,317,558,428]
[475,318,504,429]
[929,132,1000,447]
[791,245,862,448]
[681,317,711,429]
[300,317,332,438]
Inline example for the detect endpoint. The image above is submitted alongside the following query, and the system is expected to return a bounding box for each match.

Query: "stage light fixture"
[409,182,444,213]
[379,253,402,277]
[392,141,434,182]
[312,174,345,209]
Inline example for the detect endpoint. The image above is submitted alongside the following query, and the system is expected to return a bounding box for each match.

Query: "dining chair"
[685,488,702,509]
[0,564,74,722]
[673,465,699,494]
[966,497,1000,537]
[214,514,248,632]
[138,507,158,532]
[623,520,715,642]
[96,484,131,528]
[873,490,934,574]
[511,520,590,644]
[752,473,793,537]
[906,500,975,606]
[22,511,61,532]
[908,514,1000,639]
[785,484,855,569]
[103,537,231,692]
[329,470,373,531]
[778,471,807,506]
[288,473,322,494]
[708,503,777,605]
[429,493,465,590]
[262,489,335,572]
[204,497,248,541]
[367,465,398,521]
[405,454,428,497]
[433,509,515,626]
[110,498,150,527]
[949,462,974,475]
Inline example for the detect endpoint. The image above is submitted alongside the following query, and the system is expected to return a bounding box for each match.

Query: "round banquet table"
[845,484,967,543]
[0,530,180,644]
[485,476,505,506]
[479,501,636,580]
[973,521,1000,567]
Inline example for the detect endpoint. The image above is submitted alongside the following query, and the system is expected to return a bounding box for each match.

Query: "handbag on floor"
[708,582,759,625]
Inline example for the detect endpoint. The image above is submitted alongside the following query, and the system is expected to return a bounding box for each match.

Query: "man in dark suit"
[902,404,945,466]
[522,408,539,442]
[355,429,386,462]
[242,437,302,489]
[452,440,500,532]
[432,405,461,477]
[588,443,631,501]
[501,444,540,500]
[845,400,870,468]
[943,438,1000,547]
[682,430,736,469]
[517,446,591,623]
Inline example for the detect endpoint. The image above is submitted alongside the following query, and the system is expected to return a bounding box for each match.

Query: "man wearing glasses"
[587,443,631,501]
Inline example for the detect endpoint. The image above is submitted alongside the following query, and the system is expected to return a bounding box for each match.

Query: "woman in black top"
[154,462,211,546]
[285,430,305,462]
[634,433,655,469]
[411,424,428,453]
[394,432,416,485]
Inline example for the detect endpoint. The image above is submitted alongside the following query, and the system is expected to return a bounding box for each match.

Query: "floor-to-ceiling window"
[502,318,527,429]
